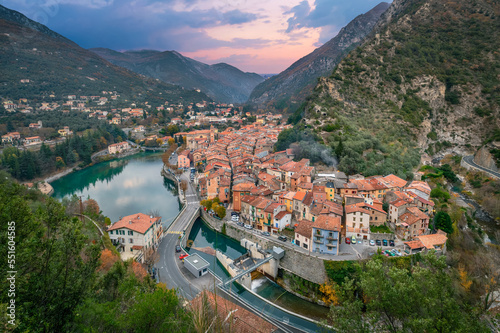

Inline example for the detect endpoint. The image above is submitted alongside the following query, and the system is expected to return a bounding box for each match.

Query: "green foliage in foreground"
[0,174,191,332]
[328,253,489,332]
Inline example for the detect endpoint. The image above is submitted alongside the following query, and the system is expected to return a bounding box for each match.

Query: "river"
[51,152,181,227]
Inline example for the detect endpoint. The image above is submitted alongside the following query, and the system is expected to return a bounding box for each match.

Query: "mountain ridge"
[248,2,390,108]
[0,5,209,103]
[297,0,499,176]
[90,47,264,103]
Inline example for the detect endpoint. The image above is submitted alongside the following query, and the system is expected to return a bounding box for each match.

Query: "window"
[129,239,133,243]
[353,217,356,221]
[128,230,133,236]
[109,230,113,235]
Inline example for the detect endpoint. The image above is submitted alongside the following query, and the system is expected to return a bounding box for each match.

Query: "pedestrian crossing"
[166,231,183,235]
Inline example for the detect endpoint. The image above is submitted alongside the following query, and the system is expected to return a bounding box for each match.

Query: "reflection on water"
[187,218,246,259]
[51,152,180,227]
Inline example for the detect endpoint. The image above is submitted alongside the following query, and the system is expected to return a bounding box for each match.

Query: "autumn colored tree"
[168,138,175,145]
[84,198,100,216]
[180,180,188,192]
[98,249,120,272]
[55,156,65,169]
[131,261,148,282]
[320,280,339,306]
[458,264,472,292]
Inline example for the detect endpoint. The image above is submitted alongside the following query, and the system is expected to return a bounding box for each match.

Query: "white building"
[107,213,163,261]
[345,204,371,240]
[108,141,130,154]
[273,211,291,232]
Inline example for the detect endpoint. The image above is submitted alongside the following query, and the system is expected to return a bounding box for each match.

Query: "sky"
[1,0,388,73]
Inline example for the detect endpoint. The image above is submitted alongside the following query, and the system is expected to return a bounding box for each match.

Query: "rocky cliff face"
[306,0,499,163]
[91,48,264,103]
[248,2,389,107]
[474,146,499,172]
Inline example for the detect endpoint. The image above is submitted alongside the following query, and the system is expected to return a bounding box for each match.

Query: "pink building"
[178,151,191,169]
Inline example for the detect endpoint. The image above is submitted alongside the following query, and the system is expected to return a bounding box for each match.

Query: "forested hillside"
[283,0,499,177]
[1,124,125,180]
[0,5,209,103]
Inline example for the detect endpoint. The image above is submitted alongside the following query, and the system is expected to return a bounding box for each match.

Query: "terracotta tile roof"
[295,220,313,238]
[416,234,448,249]
[313,215,341,231]
[282,191,296,200]
[390,199,408,208]
[404,240,424,249]
[293,191,307,201]
[264,202,281,213]
[108,213,160,234]
[345,204,371,215]
[233,182,257,192]
[352,202,386,214]
[275,211,290,220]
[406,206,429,220]
[380,174,407,188]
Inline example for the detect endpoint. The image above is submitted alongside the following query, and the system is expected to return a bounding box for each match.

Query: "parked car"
[345,237,351,244]
[236,222,244,227]
[376,239,382,246]
[389,239,395,247]
[261,231,270,236]
[179,254,189,260]
[369,240,375,246]
[244,224,253,230]
[351,236,357,243]
[278,235,287,242]
[231,212,239,216]
[231,216,239,222]
[382,239,388,246]
[175,245,181,253]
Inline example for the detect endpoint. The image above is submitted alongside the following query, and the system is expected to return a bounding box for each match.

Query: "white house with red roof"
[107,213,162,261]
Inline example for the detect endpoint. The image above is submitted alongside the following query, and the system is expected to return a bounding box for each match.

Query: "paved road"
[157,171,201,299]
[463,155,500,179]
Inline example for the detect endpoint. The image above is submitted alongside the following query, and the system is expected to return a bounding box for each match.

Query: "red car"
[345,237,351,244]
[179,254,189,260]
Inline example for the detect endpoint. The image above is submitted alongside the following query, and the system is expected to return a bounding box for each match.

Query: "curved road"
[462,155,500,179]
[157,170,201,299]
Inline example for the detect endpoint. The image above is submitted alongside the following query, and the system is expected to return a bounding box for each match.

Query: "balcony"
[314,233,324,238]
[314,239,323,244]
[326,236,338,241]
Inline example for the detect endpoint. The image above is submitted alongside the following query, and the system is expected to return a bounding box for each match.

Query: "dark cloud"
[284,1,311,33]
[285,0,386,43]
[1,0,262,50]
[221,10,258,25]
